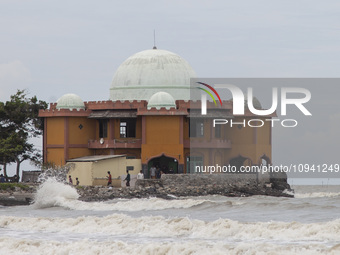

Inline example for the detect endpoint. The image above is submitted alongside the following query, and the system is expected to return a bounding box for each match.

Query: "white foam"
[1,214,340,242]
[0,237,337,255]
[32,178,80,208]
[295,192,340,198]
[283,189,295,196]
[66,197,208,211]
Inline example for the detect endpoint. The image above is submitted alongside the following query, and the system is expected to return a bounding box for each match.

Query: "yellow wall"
[46,116,96,166]
[225,117,253,144]
[93,149,110,156]
[256,120,271,145]
[94,157,125,179]
[114,119,119,138]
[142,116,184,164]
[46,148,64,166]
[187,117,272,169]
[114,149,141,159]
[67,162,93,186]
[68,117,95,144]
[68,148,93,160]
[45,110,272,173]
[46,117,64,144]
[142,144,184,164]
[145,116,180,144]
[66,158,141,187]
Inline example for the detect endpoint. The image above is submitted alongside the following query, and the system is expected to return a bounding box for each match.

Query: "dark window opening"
[186,156,203,174]
[120,118,136,138]
[189,119,204,137]
[126,166,134,171]
[215,124,221,138]
[99,119,108,138]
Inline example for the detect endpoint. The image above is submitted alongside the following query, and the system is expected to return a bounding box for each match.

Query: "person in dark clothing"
[156,167,161,179]
[124,170,130,187]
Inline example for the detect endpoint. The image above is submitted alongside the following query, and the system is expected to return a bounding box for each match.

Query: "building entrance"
[148,155,178,177]
[229,155,250,172]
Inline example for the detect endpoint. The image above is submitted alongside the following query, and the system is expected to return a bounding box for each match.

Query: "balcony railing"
[184,138,232,149]
[88,138,142,149]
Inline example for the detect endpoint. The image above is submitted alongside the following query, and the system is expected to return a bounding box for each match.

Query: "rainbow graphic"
[196,82,222,106]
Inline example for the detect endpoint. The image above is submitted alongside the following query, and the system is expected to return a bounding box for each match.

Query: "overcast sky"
[1,0,339,183]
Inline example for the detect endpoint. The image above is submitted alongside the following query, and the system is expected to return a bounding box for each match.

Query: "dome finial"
[153,29,157,49]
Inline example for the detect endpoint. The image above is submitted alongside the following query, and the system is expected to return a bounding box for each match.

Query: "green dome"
[56,93,85,110]
[147,92,176,110]
[110,48,196,101]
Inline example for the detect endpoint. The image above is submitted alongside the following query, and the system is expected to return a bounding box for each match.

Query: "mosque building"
[39,47,273,181]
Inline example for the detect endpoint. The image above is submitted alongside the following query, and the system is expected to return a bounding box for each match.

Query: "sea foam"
[32,178,80,208]
[0,236,338,255]
[32,178,210,211]
[295,192,340,198]
[1,214,340,242]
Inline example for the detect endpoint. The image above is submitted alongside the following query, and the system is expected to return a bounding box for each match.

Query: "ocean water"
[0,180,340,255]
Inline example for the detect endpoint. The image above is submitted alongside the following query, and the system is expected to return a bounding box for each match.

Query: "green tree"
[0,130,17,177]
[0,90,47,180]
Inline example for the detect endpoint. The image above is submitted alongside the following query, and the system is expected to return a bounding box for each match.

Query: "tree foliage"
[0,90,47,179]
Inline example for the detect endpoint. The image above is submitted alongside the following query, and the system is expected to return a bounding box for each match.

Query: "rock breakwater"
[0,173,292,206]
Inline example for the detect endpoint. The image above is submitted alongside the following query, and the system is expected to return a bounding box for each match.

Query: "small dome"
[239,95,262,110]
[147,92,176,110]
[244,97,262,110]
[110,48,196,101]
[56,93,85,110]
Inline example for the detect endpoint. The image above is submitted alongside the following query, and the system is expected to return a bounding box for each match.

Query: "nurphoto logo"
[197,82,312,128]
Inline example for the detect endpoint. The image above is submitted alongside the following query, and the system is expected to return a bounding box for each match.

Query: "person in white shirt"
[150,166,156,179]
[137,170,144,180]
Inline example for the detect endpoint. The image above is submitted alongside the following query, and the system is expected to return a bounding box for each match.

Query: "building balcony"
[88,138,142,149]
[184,138,232,149]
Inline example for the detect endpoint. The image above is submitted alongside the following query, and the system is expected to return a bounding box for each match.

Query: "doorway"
[148,155,178,177]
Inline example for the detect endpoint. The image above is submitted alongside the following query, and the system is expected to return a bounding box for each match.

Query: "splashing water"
[32,178,79,209]
[37,166,70,183]
[31,177,210,211]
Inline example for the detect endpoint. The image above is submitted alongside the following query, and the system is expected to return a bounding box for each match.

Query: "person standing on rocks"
[124,170,130,187]
[76,177,80,186]
[107,171,112,186]
[69,175,73,185]
[156,166,161,179]
[150,166,156,179]
[137,170,144,180]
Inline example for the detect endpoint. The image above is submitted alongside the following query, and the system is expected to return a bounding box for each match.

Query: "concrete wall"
[162,173,263,186]
[67,161,93,186]
[136,173,270,190]
[67,158,142,187]
[21,171,41,183]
